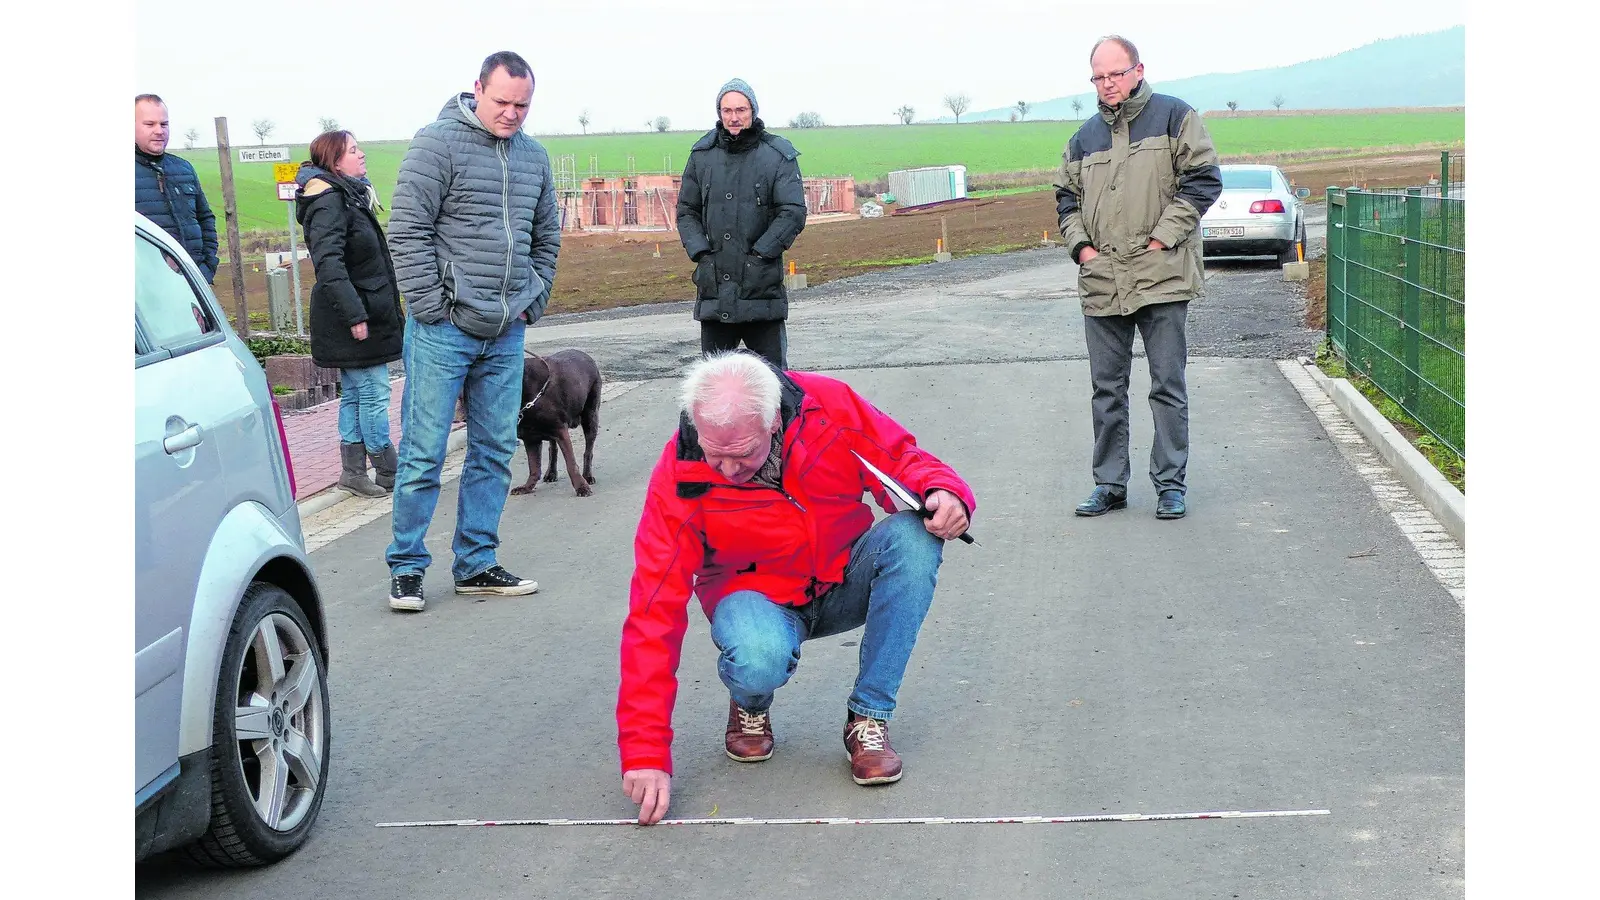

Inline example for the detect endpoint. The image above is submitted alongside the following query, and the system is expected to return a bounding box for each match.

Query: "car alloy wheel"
[232,610,326,832]
[186,582,330,867]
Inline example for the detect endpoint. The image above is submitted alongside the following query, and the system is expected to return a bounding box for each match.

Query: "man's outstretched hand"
[622,768,672,825]
[923,490,970,541]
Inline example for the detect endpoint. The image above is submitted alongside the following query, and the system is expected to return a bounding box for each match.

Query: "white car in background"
[1200,164,1310,265]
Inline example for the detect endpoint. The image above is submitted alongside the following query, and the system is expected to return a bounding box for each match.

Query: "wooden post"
[940,216,949,254]
[214,117,249,336]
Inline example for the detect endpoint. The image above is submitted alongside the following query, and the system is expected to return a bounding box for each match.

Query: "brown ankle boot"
[843,712,902,785]
[724,699,774,762]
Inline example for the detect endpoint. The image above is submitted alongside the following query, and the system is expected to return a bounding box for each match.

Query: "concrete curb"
[1300,359,1465,546]
[295,426,470,520]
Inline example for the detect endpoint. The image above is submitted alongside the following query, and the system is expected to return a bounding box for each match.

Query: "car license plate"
[1204,227,1245,238]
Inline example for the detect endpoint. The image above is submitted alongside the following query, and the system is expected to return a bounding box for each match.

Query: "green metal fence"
[1440,150,1464,198]
[1325,186,1465,456]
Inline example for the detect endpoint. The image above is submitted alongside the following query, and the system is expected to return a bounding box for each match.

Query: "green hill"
[946,27,1465,122]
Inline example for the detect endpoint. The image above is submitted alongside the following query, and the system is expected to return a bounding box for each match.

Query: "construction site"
[551,153,857,232]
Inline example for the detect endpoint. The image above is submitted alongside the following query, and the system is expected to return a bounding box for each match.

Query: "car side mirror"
[1294,187,1311,199]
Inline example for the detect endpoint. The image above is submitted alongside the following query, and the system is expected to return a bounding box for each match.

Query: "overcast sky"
[136,0,1465,146]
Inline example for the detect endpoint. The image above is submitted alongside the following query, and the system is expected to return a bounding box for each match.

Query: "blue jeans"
[338,364,393,452]
[708,511,944,721]
[386,316,526,582]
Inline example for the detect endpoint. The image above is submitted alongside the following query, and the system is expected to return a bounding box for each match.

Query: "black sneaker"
[455,565,539,596]
[389,572,425,612]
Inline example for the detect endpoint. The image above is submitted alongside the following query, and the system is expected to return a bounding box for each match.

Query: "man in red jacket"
[618,351,977,825]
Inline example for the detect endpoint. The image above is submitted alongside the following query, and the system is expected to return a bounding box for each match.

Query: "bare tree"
[943,93,971,123]
[653,116,671,133]
[895,105,915,125]
[788,111,825,128]
[578,109,590,134]
[1271,95,1286,111]
[1226,100,1238,113]
[317,116,339,133]
[1071,97,1084,119]
[1015,100,1031,121]
[251,118,276,144]
[183,127,200,150]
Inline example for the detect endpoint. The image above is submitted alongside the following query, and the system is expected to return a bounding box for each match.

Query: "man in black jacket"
[134,94,218,284]
[676,78,807,368]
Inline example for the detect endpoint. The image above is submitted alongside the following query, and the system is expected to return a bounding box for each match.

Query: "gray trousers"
[1083,300,1190,493]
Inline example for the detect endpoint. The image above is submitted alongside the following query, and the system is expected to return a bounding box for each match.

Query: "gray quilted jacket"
[388,93,562,339]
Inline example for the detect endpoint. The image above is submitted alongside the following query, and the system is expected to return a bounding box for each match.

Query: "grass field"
[180,111,1464,236]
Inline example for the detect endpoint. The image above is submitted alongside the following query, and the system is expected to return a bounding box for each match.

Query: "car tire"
[183,582,330,867]
[1278,220,1306,266]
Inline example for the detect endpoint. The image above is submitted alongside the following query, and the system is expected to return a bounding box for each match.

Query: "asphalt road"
[137,250,1461,898]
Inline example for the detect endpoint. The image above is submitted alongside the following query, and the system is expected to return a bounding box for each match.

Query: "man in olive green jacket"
[1054,35,1222,520]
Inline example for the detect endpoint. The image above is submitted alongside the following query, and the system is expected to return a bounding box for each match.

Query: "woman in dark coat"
[295,131,405,497]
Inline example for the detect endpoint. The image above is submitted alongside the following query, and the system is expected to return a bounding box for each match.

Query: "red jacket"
[616,370,977,775]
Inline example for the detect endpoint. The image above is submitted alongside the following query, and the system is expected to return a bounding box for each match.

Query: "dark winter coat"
[676,121,807,324]
[134,147,219,282]
[294,166,405,370]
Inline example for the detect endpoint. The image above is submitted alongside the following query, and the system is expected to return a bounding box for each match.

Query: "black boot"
[370,444,398,491]
[339,442,387,498]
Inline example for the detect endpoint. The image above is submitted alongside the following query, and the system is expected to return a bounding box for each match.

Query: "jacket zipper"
[714,481,805,512]
[498,140,512,334]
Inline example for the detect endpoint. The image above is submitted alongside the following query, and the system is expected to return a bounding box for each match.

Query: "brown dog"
[511,349,601,497]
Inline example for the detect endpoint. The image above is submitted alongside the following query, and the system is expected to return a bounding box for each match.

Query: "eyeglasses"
[720,106,751,116]
[1089,64,1138,85]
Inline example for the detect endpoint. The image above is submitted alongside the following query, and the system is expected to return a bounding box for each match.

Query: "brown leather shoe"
[725,700,774,762]
[843,713,903,785]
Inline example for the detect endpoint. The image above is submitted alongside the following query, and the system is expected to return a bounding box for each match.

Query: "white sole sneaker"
[389,596,425,611]
[454,581,539,596]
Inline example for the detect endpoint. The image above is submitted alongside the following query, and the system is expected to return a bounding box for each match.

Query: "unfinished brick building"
[558,173,856,232]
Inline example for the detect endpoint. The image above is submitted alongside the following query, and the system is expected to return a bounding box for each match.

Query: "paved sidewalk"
[281,376,462,500]
[296,379,643,553]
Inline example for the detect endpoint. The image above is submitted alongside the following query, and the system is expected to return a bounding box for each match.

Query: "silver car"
[1200,163,1311,264]
[135,212,331,866]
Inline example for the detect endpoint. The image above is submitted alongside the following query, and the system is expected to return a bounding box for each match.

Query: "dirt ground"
[1276,151,1456,194]
[214,148,1456,329]
[216,195,1058,326]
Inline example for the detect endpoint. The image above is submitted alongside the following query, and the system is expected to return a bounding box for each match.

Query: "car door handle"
[163,424,203,454]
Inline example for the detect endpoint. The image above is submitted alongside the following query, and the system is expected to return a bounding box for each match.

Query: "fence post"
[1326,186,1345,354]
[1324,184,1337,350]
[1438,151,1452,250]
[1402,187,1423,413]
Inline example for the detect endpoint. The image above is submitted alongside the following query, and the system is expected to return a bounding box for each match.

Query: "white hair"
[680,351,781,430]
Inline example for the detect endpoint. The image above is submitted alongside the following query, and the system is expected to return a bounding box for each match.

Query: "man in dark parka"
[676,78,807,368]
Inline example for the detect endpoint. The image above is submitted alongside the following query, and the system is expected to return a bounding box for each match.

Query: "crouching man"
[617,350,976,824]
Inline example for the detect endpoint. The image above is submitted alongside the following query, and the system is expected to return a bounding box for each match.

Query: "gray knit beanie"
[716,77,758,120]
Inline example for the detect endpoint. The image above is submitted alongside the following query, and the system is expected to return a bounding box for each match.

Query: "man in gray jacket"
[384,50,562,612]
[1054,35,1221,520]
[677,78,807,368]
